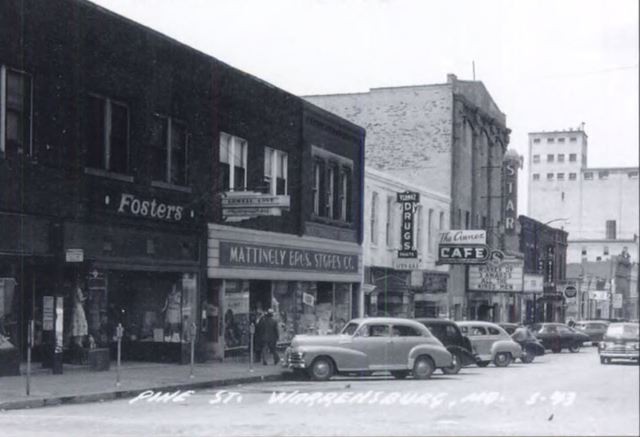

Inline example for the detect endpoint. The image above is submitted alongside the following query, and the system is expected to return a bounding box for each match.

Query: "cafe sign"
[219,242,358,274]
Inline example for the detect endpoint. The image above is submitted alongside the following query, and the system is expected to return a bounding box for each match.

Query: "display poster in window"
[224,281,250,349]
[54,297,64,354]
[0,278,16,319]
[43,296,54,331]
[302,292,315,306]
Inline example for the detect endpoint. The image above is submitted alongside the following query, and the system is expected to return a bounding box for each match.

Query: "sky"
[90,0,639,213]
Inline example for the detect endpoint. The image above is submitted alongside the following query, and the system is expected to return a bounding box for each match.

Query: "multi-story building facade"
[0,0,364,374]
[527,126,639,320]
[363,167,450,319]
[306,74,511,321]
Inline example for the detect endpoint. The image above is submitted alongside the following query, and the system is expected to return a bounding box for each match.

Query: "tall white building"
[527,126,639,264]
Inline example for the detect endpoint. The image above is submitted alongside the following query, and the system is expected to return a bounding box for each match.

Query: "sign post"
[115,323,123,387]
[249,323,255,373]
[190,322,197,379]
[26,319,34,396]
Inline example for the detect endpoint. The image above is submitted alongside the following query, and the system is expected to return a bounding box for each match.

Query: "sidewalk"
[0,359,284,411]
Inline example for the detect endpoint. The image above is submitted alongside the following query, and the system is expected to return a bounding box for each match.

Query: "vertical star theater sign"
[397,191,419,258]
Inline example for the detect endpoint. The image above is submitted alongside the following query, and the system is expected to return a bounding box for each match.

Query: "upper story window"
[385,195,394,247]
[150,115,188,186]
[533,154,540,163]
[532,173,540,181]
[533,138,541,144]
[327,165,336,219]
[313,160,323,215]
[339,167,352,222]
[598,170,609,180]
[558,138,565,143]
[370,191,379,245]
[569,153,577,162]
[264,147,288,195]
[427,208,434,253]
[547,138,555,143]
[1,66,32,157]
[547,173,554,180]
[439,211,445,233]
[569,173,577,180]
[603,246,609,256]
[547,154,554,163]
[629,171,639,179]
[570,137,577,142]
[606,220,616,240]
[219,132,247,192]
[86,94,129,174]
[584,172,593,180]
[414,207,422,251]
[557,173,565,181]
[558,154,565,163]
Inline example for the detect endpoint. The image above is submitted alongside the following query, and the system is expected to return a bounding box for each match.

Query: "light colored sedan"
[457,321,522,367]
[283,317,452,381]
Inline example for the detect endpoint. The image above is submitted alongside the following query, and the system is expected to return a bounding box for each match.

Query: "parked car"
[598,322,639,364]
[457,321,522,367]
[530,323,590,353]
[574,320,609,345]
[282,317,453,381]
[416,318,477,374]
[499,323,519,335]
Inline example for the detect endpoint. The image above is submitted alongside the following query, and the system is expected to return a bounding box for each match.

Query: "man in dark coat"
[259,308,279,365]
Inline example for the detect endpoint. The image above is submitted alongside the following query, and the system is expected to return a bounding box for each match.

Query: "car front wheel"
[600,356,609,365]
[442,352,462,375]
[569,343,580,353]
[309,357,334,381]
[494,352,512,367]
[413,356,435,380]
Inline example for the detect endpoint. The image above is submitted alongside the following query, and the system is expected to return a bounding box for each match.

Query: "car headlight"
[601,342,615,350]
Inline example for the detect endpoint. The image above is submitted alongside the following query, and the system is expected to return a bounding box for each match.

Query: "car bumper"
[600,351,639,359]
[282,350,307,369]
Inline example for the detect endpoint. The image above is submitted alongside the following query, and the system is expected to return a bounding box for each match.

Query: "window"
[606,220,616,240]
[87,94,129,173]
[533,138,541,144]
[581,248,587,256]
[629,171,639,179]
[547,173,554,180]
[361,324,389,337]
[570,137,577,142]
[488,327,500,335]
[598,170,609,180]
[1,67,32,157]
[558,138,565,143]
[385,196,394,247]
[584,172,593,180]
[327,165,336,219]
[370,192,378,245]
[470,326,487,336]
[569,173,577,180]
[533,154,540,163]
[604,246,609,256]
[533,173,540,181]
[569,153,577,162]
[557,173,564,181]
[465,211,470,230]
[558,154,565,163]
[312,161,323,215]
[439,211,445,233]
[392,325,422,337]
[339,167,352,222]
[150,115,188,185]
[547,154,554,162]
[457,209,462,228]
[263,147,288,195]
[547,138,555,143]
[427,208,434,253]
[219,132,247,192]
[414,207,422,251]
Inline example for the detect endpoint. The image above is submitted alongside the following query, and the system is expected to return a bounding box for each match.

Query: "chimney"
[447,73,458,84]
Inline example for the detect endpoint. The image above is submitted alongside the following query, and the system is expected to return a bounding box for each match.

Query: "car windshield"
[341,322,360,336]
[606,324,639,338]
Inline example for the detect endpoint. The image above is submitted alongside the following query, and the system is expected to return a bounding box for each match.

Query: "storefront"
[206,224,362,359]
[413,271,449,319]
[364,267,412,318]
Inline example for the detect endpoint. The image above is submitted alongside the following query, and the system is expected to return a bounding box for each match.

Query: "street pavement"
[0,346,637,436]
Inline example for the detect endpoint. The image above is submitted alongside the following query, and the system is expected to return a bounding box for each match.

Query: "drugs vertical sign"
[397,191,419,258]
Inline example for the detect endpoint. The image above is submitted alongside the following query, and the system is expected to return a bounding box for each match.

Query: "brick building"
[0,0,364,373]
[306,74,511,320]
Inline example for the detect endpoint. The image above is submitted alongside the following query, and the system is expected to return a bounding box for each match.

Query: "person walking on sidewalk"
[259,309,279,365]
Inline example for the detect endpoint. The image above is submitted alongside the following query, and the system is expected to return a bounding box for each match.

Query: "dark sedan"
[530,323,590,353]
[416,318,476,374]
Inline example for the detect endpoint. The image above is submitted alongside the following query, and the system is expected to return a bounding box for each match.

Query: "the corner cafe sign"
[219,242,358,274]
[438,230,488,265]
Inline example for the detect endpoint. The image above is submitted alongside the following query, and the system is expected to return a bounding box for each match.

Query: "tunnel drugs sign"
[397,192,419,258]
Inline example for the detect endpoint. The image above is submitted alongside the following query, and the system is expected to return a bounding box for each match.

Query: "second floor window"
[569,153,577,162]
[558,154,565,163]
[606,220,616,240]
[151,115,188,185]
[1,66,32,157]
[264,147,288,195]
[533,173,540,181]
[339,168,352,222]
[86,94,129,174]
[386,196,394,247]
[371,192,378,245]
[313,160,323,215]
[547,154,554,163]
[219,132,247,191]
[533,154,540,163]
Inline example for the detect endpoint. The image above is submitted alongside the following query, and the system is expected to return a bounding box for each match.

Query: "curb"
[0,373,283,412]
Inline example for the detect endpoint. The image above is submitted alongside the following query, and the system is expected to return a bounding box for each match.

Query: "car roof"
[457,321,503,328]
[415,318,454,325]
[350,317,425,327]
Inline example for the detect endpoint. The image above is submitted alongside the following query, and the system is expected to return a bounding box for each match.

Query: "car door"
[389,324,424,368]
[351,323,391,370]
[467,325,491,359]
